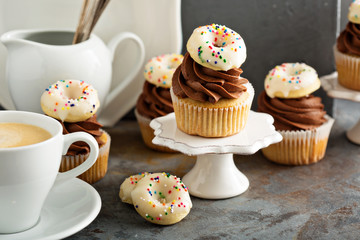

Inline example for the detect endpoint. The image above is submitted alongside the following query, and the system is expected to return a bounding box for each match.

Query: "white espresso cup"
[0,110,99,233]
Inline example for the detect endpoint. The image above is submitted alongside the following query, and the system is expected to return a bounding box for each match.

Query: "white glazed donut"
[348,0,360,24]
[144,54,183,88]
[41,79,100,122]
[264,63,321,99]
[119,172,150,204]
[186,23,246,71]
[130,172,192,225]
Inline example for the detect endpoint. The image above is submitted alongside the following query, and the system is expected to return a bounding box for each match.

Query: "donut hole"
[154,190,172,204]
[64,87,84,100]
[213,42,223,48]
[213,38,228,48]
[156,194,168,203]
[288,68,304,77]
[168,61,180,69]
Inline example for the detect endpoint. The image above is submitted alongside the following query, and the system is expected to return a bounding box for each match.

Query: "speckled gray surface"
[66,110,360,240]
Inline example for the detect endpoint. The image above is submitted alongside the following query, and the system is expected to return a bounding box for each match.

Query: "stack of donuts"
[119,172,192,225]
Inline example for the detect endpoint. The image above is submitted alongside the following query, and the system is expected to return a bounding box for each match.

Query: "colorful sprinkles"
[348,0,360,24]
[131,172,191,224]
[264,62,319,98]
[144,54,183,88]
[265,63,313,89]
[41,79,99,122]
[187,23,246,71]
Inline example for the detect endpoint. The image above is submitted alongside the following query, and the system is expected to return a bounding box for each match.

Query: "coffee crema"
[0,123,52,148]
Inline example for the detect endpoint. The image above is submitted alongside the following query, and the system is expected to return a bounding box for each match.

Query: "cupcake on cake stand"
[150,111,282,199]
[321,72,360,144]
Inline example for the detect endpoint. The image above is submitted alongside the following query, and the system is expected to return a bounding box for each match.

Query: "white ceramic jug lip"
[0,110,62,152]
[0,28,101,48]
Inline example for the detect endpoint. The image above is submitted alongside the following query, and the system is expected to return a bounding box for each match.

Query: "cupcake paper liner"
[60,131,110,184]
[261,115,335,165]
[334,46,360,91]
[135,109,177,153]
[170,84,254,137]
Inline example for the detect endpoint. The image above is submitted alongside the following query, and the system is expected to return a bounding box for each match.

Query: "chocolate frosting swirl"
[172,52,248,103]
[337,22,360,55]
[257,91,326,131]
[60,114,104,156]
[136,81,173,119]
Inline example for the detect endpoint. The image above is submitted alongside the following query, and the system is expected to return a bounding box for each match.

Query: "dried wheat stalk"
[72,0,111,44]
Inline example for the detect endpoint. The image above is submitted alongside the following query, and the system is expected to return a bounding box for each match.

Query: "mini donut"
[41,79,100,122]
[144,54,183,88]
[348,0,360,24]
[130,172,192,225]
[264,63,321,99]
[186,23,246,71]
[119,172,150,204]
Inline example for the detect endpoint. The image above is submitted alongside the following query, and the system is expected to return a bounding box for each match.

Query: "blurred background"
[0,0,355,123]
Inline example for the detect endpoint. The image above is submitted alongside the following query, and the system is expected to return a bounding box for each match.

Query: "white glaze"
[41,80,100,122]
[349,0,360,24]
[131,173,192,224]
[264,63,318,98]
[144,54,183,88]
[186,24,246,71]
[119,172,151,204]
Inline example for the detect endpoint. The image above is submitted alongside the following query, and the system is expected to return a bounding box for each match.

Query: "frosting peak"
[136,81,173,119]
[60,114,104,156]
[172,52,248,103]
[258,91,326,131]
[337,22,360,56]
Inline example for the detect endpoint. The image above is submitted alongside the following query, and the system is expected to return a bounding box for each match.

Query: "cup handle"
[54,132,99,186]
[105,32,145,107]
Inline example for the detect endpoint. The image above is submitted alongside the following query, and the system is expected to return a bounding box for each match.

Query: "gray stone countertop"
[66,119,360,240]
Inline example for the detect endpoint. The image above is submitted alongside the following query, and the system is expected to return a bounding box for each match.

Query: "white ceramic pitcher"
[0,29,145,124]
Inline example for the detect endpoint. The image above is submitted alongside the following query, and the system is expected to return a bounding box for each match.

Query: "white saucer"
[0,178,101,240]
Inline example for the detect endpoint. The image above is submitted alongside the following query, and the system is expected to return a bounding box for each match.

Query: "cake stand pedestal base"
[150,111,282,199]
[321,72,360,145]
[182,154,249,199]
[346,119,360,144]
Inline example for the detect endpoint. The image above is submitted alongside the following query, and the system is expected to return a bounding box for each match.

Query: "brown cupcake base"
[334,46,360,91]
[170,84,254,138]
[135,109,177,153]
[262,137,329,165]
[261,116,334,166]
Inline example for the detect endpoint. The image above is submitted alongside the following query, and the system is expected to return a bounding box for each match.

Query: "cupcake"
[258,63,334,165]
[135,54,183,152]
[171,24,254,137]
[334,0,360,90]
[41,79,110,183]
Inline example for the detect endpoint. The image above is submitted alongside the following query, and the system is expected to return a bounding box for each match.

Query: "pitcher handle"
[105,32,145,108]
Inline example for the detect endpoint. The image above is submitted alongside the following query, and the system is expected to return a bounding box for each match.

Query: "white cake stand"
[150,111,282,199]
[321,72,360,144]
